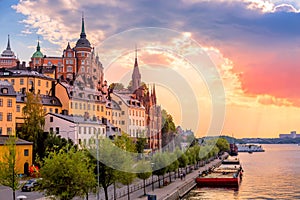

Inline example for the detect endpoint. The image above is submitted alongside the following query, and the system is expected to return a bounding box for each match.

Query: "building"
[0,81,16,135]
[0,35,19,68]
[0,135,33,175]
[44,113,106,148]
[111,92,146,138]
[29,16,104,90]
[279,131,300,139]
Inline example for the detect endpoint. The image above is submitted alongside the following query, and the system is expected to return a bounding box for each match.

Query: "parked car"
[21,179,40,192]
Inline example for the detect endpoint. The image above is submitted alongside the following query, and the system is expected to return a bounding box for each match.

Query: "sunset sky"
[1,0,300,138]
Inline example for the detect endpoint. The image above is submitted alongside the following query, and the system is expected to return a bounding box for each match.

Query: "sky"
[1,0,300,138]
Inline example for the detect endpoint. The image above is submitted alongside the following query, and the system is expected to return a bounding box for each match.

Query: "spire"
[66,42,71,49]
[134,44,138,67]
[80,12,86,38]
[7,35,11,50]
[152,84,157,105]
[37,37,41,51]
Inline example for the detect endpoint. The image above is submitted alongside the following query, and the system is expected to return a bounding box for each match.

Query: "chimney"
[22,61,26,68]
[51,81,56,97]
[16,61,20,69]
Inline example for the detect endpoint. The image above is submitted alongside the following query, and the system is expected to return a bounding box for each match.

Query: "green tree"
[136,137,147,154]
[216,138,230,153]
[114,132,136,153]
[152,152,169,188]
[166,152,179,183]
[136,160,152,196]
[175,148,188,176]
[19,92,45,161]
[161,109,176,148]
[0,136,19,200]
[109,83,125,90]
[39,148,96,200]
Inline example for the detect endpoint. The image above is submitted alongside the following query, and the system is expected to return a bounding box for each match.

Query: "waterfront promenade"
[33,153,227,200]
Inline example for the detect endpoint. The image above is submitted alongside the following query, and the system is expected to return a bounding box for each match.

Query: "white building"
[44,113,106,148]
[279,131,300,139]
[111,92,146,138]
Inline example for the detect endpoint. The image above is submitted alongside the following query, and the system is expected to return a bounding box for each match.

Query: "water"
[186,144,300,199]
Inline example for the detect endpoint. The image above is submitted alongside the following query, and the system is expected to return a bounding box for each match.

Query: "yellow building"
[0,67,54,95]
[0,135,33,175]
[0,80,16,135]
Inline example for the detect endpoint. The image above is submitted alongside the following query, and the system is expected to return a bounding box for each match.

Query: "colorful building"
[0,135,33,175]
[0,80,16,135]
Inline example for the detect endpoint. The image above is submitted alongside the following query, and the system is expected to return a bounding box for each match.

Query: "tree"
[216,138,230,153]
[39,148,96,200]
[136,160,152,196]
[109,83,125,90]
[0,136,19,200]
[136,137,147,154]
[166,153,179,183]
[152,152,169,188]
[19,92,45,161]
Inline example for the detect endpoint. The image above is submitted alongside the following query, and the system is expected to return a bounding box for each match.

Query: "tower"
[0,35,18,68]
[30,39,44,68]
[131,47,141,92]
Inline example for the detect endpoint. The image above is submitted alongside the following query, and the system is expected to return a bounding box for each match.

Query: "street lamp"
[151,162,155,191]
[95,127,100,200]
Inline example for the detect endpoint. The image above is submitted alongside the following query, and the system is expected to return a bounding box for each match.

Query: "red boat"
[195,169,242,187]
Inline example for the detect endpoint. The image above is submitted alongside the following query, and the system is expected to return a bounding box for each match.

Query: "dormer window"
[1,88,8,94]
[50,99,56,104]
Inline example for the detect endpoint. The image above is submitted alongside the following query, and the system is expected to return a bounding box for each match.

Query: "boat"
[195,156,243,188]
[229,143,238,156]
[236,144,265,152]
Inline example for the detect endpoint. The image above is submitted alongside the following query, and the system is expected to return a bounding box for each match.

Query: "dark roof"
[0,80,16,96]
[75,17,91,49]
[0,135,33,145]
[0,68,54,80]
[16,93,62,107]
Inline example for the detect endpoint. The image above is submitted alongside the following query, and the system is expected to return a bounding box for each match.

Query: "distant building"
[0,135,33,175]
[279,131,300,139]
[0,35,19,68]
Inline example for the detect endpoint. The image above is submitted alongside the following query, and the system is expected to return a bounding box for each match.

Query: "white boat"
[236,144,265,152]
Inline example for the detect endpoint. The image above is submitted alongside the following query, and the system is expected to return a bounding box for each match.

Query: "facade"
[111,92,146,138]
[0,81,16,135]
[279,131,300,139]
[44,113,106,148]
[0,35,18,68]
[0,135,33,175]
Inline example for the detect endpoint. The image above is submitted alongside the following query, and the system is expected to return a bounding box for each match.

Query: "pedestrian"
[180,172,183,180]
[183,172,186,180]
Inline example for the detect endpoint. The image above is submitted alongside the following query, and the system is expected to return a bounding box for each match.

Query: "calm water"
[185,144,300,199]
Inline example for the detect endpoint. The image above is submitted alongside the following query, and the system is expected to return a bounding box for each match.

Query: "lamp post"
[151,162,155,191]
[96,127,100,200]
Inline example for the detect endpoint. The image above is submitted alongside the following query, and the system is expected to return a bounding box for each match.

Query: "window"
[38,80,41,86]
[55,127,59,134]
[47,61,52,66]
[49,108,53,113]
[20,79,24,85]
[16,105,20,112]
[122,111,125,115]
[24,149,29,156]
[0,99,2,106]
[55,109,58,113]
[7,113,12,121]
[7,127,12,134]
[70,59,73,64]
[11,79,14,85]
[81,60,85,65]
[68,52,72,57]
[81,66,85,72]
[81,52,85,57]
[101,106,104,112]
[0,127,2,135]
[46,81,49,88]
[0,112,2,121]
[50,117,53,122]
[7,99,12,107]
[50,127,53,133]
[66,60,69,64]
[67,66,72,72]
[75,103,78,109]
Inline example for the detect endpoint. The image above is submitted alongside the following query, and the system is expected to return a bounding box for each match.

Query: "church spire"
[152,84,157,105]
[7,35,11,50]
[80,12,86,38]
[37,37,41,51]
[134,44,138,67]
[132,45,141,92]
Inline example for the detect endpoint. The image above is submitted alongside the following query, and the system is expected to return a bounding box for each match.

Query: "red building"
[0,35,19,68]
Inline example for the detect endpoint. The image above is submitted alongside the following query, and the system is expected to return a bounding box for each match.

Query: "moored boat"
[237,144,265,152]
[196,156,243,188]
